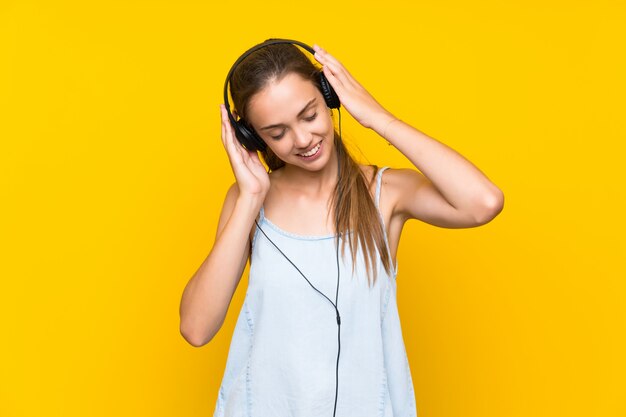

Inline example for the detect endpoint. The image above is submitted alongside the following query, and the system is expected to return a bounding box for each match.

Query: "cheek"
[317,112,334,133]
[270,137,295,156]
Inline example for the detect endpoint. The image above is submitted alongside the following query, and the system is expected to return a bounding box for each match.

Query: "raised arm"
[373,120,504,228]
[179,104,269,347]
[312,44,504,228]
[179,183,260,347]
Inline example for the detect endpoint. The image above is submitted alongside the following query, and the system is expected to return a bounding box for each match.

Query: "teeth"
[298,143,321,157]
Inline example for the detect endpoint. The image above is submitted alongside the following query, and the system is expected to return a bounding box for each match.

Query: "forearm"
[372,112,504,214]
[179,196,261,346]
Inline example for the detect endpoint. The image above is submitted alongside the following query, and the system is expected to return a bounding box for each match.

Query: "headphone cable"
[252,107,343,417]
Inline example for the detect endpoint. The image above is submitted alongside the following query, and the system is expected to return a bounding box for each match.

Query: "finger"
[314,47,359,88]
[229,123,251,161]
[248,149,263,166]
[314,46,346,73]
[246,151,268,177]
[221,107,235,153]
[222,110,241,161]
[221,106,235,143]
[317,57,352,89]
[238,136,252,159]
[322,64,344,89]
[220,106,229,145]
[220,104,229,125]
[218,104,265,180]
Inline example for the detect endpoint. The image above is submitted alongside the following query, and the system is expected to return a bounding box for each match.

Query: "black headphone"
[223,38,341,152]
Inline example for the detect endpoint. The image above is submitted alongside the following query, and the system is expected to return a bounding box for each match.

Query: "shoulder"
[357,164,381,185]
[356,163,411,190]
[357,164,405,215]
[377,166,428,190]
[358,165,432,222]
[379,166,428,197]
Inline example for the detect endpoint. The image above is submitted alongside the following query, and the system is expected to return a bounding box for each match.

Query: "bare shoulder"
[357,163,413,182]
[377,167,488,228]
[361,165,433,223]
[380,167,429,219]
[357,162,411,190]
[357,164,380,190]
[379,166,429,192]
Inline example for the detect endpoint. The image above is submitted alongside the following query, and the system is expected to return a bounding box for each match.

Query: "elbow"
[180,322,216,348]
[473,189,505,225]
[179,300,227,348]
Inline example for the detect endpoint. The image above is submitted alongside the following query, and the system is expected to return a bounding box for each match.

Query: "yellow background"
[1,1,624,416]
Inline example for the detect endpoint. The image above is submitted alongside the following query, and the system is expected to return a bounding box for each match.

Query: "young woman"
[180,39,504,417]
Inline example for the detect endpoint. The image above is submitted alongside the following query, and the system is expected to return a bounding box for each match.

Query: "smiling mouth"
[297,141,322,157]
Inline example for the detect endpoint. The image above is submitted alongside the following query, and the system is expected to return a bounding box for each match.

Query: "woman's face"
[246,72,335,170]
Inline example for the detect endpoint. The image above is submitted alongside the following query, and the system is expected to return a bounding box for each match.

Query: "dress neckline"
[257,165,388,241]
[259,206,352,241]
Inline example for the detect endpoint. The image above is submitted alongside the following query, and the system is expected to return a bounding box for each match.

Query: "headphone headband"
[223,39,315,113]
[223,38,340,152]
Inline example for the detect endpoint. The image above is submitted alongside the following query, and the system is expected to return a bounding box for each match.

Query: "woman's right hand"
[220,104,270,201]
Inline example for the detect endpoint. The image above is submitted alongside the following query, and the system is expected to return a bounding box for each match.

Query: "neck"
[280,146,340,197]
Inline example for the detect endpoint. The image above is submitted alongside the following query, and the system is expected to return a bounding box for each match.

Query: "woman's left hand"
[312,44,396,133]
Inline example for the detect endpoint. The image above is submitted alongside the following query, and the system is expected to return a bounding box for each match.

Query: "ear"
[232,109,240,120]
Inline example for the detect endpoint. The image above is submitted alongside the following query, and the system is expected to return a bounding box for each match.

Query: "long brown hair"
[229,42,393,286]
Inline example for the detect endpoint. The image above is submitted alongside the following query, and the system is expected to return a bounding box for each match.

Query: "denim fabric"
[213,167,417,417]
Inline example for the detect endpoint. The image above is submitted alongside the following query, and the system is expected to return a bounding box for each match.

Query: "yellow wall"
[1,1,624,416]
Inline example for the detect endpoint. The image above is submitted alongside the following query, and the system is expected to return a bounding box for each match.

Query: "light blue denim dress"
[213,166,418,417]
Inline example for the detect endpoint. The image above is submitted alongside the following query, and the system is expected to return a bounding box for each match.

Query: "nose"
[293,126,313,150]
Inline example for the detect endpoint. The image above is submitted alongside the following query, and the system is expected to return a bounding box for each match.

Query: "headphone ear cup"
[235,119,267,152]
[318,71,341,109]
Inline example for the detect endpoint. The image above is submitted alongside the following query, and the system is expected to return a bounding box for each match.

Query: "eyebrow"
[259,98,317,130]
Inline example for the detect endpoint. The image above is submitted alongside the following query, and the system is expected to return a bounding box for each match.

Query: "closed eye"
[270,132,286,140]
[270,113,318,140]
